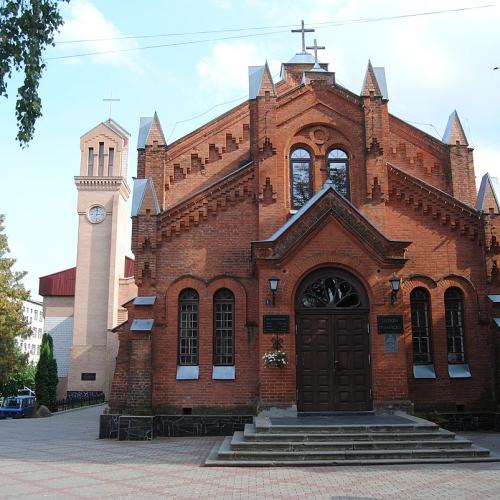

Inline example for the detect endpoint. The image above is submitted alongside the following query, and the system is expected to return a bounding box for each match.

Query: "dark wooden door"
[297,312,371,412]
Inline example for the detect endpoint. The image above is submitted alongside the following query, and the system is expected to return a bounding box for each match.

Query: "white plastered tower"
[67,119,131,397]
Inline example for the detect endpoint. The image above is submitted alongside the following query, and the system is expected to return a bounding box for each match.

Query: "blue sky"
[1,0,499,299]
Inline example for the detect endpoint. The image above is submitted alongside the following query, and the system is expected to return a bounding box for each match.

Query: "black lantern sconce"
[268,275,280,305]
[389,273,401,305]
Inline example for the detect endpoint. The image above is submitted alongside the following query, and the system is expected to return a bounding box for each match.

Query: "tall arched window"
[410,288,432,364]
[445,287,466,363]
[327,149,349,199]
[178,288,199,365]
[214,289,235,366]
[290,147,312,209]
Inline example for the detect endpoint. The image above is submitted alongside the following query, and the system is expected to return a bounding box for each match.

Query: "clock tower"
[67,119,132,398]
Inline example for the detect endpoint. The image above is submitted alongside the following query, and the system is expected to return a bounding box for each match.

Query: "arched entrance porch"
[295,267,372,412]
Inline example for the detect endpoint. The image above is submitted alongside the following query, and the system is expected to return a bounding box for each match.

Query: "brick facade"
[109,54,499,416]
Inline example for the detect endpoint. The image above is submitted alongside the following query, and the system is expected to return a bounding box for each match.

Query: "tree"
[1,363,36,396]
[0,0,69,146]
[35,333,58,409]
[0,214,30,390]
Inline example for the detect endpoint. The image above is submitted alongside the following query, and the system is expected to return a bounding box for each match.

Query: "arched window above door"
[290,147,312,210]
[327,148,350,199]
[297,269,368,309]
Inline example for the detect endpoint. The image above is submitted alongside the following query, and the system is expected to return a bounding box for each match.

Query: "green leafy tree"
[0,0,69,145]
[35,333,58,409]
[1,363,36,396]
[0,214,30,390]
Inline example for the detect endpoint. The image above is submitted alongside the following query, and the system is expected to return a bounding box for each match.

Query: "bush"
[35,334,58,410]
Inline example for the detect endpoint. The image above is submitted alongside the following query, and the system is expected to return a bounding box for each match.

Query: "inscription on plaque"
[384,334,398,353]
[81,372,96,381]
[263,315,289,334]
[377,315,403,334]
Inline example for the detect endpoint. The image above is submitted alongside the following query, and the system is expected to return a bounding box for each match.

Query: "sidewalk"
[1,405,500,499]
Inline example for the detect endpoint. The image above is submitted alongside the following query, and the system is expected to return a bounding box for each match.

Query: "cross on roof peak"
[306,38,325,64]
[291,20,315,53]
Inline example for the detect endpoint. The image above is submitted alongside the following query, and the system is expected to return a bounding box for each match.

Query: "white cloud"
[55,0,141,72]
[474,147,500,183]
[197,42,280,98]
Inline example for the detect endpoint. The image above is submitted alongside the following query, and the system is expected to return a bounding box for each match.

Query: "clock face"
[88,205,106,223]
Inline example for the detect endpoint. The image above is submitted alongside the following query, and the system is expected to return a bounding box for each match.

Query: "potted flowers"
[263,336,288,368]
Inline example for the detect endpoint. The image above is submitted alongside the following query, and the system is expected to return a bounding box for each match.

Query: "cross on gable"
[291,20,315,53]
[306,39,325,64]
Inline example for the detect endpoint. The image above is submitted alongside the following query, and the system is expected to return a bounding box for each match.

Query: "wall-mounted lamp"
[268,275,280,305]
[389,273,401,305]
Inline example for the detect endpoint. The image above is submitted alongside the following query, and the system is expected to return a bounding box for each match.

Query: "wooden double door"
[296,312,371,412]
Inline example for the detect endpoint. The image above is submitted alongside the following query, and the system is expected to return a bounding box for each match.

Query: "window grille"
[178,289,199,365]
[214,289,234,366]
[410,288,432,363]
[445,287,466,363]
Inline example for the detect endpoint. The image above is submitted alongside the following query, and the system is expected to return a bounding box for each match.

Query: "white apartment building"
[20,299,45,365]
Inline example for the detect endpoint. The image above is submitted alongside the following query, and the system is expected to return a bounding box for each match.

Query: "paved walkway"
[1,406,500,499]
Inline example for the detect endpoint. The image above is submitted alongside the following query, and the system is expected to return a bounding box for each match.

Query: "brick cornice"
[388,163,482,240]
[156,161,256,238]
[74,176,131,199]
[167,103,250,161]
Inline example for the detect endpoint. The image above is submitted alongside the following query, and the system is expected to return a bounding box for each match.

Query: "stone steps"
[243,424,457,442]
[205,413,497,467]
[233,431,472,451]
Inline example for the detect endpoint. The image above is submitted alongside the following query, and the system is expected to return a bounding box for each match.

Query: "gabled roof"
[81,118,130,141]
[253,180,410,264]
[443,110,468,146]
[105,118,130,138]
[476,173,500,213]
[131,177,161,217]
[137,112,166,149]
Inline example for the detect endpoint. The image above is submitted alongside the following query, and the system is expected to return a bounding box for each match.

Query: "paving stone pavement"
[1,405,500,499]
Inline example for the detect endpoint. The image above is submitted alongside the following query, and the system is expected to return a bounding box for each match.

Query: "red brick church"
[108,30,500,421]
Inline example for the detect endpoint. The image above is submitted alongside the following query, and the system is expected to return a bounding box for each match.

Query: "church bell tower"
[67,119,131,398]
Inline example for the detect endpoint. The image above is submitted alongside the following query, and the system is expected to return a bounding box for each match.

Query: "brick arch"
[285,257,380,309]
[290,122,354,150]
[207,276,247,325]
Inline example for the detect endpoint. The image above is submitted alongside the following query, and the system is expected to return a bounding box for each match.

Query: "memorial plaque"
[263,315,289,334]
[377,315,403,334]
[81,372,96,381]
[384,334,398,353]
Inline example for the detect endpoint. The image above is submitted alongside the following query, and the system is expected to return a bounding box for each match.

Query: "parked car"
[0,395,36,419]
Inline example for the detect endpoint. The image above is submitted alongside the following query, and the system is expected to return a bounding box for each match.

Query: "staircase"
[206,413,497,466]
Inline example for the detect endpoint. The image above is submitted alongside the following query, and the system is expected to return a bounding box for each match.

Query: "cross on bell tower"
[291,20,315,53]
